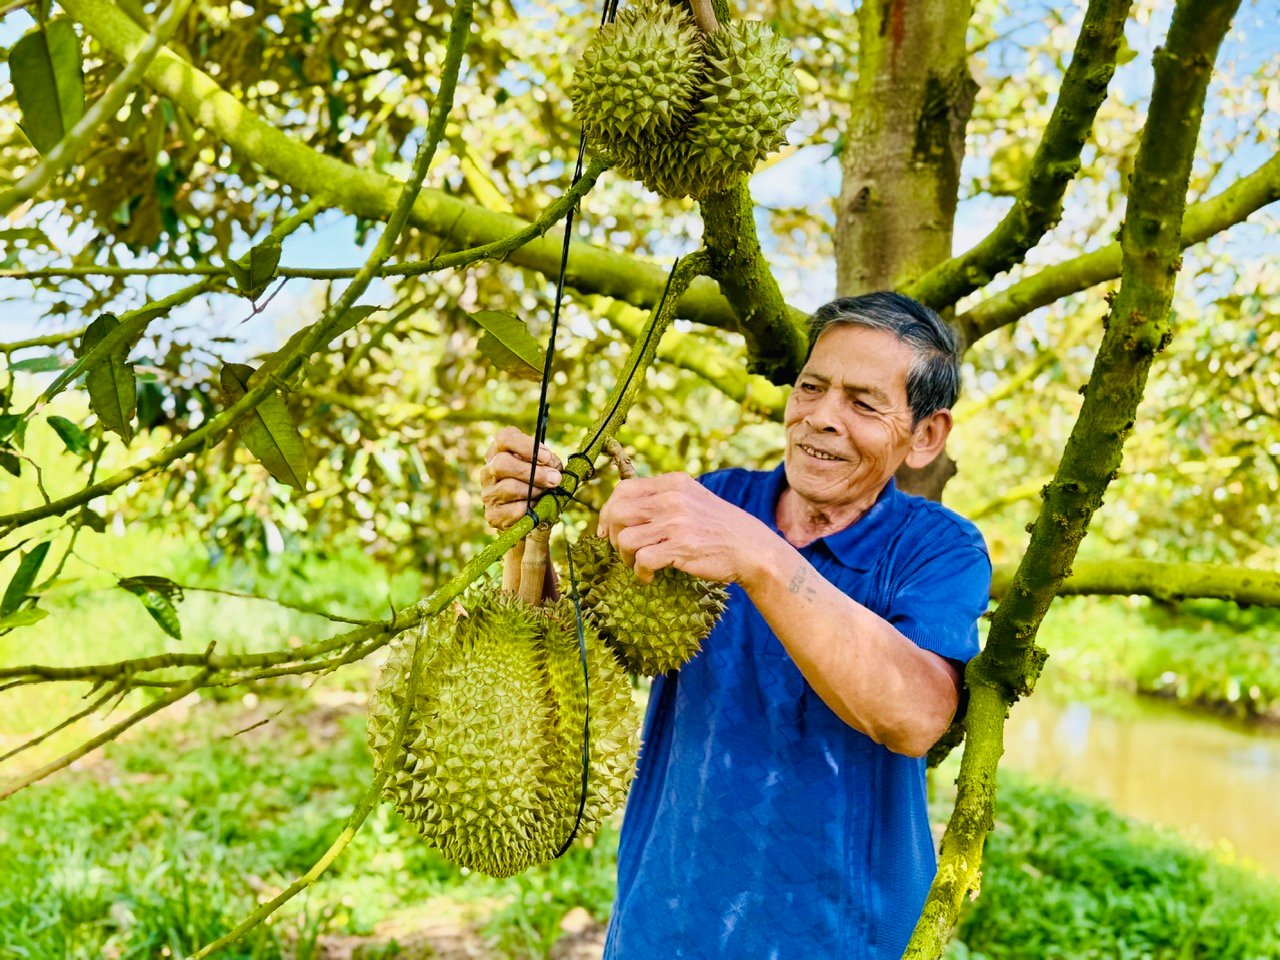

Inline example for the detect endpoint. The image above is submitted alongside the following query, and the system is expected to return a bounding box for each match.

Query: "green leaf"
[2,541,51,618]
[219,363,310,490]
[0,414,22,443]
[0,449,19,477]
[117,576,183,640]
[10,18,85,155]
[8,354,65,373]
[0,607,49,630]
[77,507,108,533]
[229,235,283,299]
[47,415,90,456]
[471,310,545,381]
[79,313,137,444]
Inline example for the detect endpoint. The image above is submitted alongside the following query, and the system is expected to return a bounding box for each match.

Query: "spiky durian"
[539,597,641,826]
[569,535,728,675]
[570,0,703,144]
[367,586,640,878]
[678,19,800,195]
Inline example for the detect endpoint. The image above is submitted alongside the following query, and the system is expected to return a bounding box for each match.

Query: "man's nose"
[804,392,843,432]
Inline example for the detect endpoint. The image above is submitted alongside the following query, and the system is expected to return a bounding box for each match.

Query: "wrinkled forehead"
[802,325,915,396]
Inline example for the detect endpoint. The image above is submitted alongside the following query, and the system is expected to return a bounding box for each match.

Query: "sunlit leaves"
[79,313,137,444]
[117,575,184,640]
[9,18,84,154]
[46,415,90,456]
[1,541,51,619]
[471,310,545,381]
[219,363,310,490]
[227,235,283,300]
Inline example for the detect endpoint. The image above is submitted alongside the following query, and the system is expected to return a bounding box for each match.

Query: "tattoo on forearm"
[788,566,818,599]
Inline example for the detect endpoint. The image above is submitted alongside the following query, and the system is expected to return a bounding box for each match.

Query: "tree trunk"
[835,0,975,500]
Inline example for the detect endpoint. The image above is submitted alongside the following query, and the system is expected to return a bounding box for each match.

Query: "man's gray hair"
[807,292,962,424]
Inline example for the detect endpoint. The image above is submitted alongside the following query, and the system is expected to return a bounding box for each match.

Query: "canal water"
[999,692,1280,880]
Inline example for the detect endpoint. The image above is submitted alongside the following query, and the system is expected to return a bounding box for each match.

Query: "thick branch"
[0,0,193,216]
[60,0,748,332]
[960,151,1280,343]
[701,180,809,384]
[990,559,1280,606]
[907,0,1133,310]
[908,0,1241,954]
[1,162,608,284]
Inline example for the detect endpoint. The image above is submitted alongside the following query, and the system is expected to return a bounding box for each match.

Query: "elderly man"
[480,291,990,959]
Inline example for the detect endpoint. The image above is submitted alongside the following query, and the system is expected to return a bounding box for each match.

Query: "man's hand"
[596,473,772,585]
[480,427,563,530]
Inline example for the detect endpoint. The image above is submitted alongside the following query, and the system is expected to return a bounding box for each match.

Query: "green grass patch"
[946,775,1280,959]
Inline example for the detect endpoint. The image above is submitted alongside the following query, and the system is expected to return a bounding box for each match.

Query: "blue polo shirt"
[603,465,991,960]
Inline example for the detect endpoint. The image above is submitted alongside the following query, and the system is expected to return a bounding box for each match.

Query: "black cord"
[552,531,592,857]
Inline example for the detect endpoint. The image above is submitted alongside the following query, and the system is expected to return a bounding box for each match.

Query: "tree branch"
[700,180,810,383]
[907,0,1133,311]
[60,0,747,333]
[0,0,194,217]
[990,559,1280,606]
[908,0,1242,953]
[959,151,1280,344]
[0,0,472,538]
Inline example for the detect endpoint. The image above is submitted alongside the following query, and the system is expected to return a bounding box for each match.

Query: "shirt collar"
[757,462,903,573]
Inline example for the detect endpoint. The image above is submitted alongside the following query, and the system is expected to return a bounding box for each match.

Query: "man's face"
[783,324,923,510]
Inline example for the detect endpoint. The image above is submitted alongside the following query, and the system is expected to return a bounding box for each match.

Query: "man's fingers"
[489,427,563,470]
[483,452,562,488]
[485,476,556,505]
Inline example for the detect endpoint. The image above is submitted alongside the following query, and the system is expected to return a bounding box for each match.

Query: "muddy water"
[1000,693,1280,880]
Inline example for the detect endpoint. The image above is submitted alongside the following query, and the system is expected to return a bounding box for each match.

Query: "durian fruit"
[367,585,640,878]
[570,1,801,200]
[569,0,703,144]
[679,20,800,193]
[569,534,728,675]
[539,597,640,827]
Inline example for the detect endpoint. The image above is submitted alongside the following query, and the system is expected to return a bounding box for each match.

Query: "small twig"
[689,0,720,33]
[0,678,126,764]
[0,666,211,801]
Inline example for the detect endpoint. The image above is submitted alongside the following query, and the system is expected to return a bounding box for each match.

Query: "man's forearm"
[739,534,960,757]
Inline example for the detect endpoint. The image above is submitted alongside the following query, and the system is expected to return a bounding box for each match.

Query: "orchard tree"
[1,0,1278,956]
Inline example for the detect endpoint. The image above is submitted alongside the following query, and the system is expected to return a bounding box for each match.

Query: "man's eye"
[854,400,874,411]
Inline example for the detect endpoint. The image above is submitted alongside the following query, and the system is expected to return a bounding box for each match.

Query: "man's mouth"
[797,443,844,462]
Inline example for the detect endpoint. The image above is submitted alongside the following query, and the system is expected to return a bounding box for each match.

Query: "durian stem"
[503,541,526,593]
[519,524,552,606]
[604,438,638,480]
[690,0,720,34]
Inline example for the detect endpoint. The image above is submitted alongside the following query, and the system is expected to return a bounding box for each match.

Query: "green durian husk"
[569,535,728,675]
[597,19,800,200]
[367,585,640,878]
[570,0,703,144]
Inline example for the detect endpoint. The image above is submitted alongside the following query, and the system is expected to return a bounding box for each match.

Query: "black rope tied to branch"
[522,0,624,862]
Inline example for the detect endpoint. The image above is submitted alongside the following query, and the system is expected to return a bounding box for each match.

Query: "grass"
[3,675,1279,959]
[944,775,1280,959]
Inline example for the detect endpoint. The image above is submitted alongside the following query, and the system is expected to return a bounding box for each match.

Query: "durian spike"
[519,523,552,606]
[502,541,525,594]
[689,0,720,34]
[603,438,638,481]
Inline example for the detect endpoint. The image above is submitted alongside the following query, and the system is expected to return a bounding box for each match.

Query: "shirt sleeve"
[884,530,991,665]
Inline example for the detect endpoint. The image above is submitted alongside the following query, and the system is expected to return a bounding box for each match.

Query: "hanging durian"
[569,440,728,676]
[367,528,640,878]
[568,0,703,143]
[570,0,800,200]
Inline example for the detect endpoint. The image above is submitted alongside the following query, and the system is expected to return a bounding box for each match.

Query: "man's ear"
[904,409,952,469]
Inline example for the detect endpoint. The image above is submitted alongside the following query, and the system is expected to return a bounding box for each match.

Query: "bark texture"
[836,0,976,296]
[907,0,1242,953]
